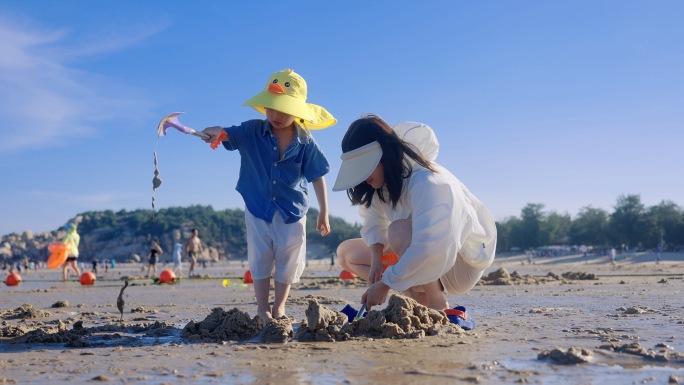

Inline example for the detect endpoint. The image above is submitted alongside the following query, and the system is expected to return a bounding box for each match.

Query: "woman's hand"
[361,281,390,311]
[368,259,384,284]
[368,243,385,284]
[202,126,225,143]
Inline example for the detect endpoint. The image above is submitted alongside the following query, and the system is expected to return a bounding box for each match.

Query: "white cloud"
[0,16,163,152]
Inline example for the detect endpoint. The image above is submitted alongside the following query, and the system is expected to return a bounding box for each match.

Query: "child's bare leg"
[253,278,273,322]
[62,264,68,282]
[271,281,291,319]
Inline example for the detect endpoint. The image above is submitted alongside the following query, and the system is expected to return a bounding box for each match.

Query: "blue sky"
[1,1,682,236]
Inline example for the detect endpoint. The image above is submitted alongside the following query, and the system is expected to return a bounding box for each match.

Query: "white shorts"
[439,253,486,294]
[245,210,306,284]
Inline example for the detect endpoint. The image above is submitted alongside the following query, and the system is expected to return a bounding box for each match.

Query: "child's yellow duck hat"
[243,69,336,130]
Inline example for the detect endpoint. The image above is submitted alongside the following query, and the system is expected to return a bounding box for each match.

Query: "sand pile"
[51,300,70,308]
[538,346,594,364]
[181,307,295,343]
[478,267,599,285]
[295,294,464,342]
[0,304,51,319]
[3,319,175,347]
[599,342,684,363]
[182,294,465,344]
[181,307,265,342]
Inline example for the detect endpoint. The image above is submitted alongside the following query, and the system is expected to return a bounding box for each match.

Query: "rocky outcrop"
[1,206,342,266]
[0,221,225,265]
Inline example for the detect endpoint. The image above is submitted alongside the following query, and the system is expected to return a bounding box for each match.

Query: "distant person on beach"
[329,252,336,271]
[201,69,335,323]
[334,115,497,313]
[91,259,98,274]
[61,223,81,282]
[185,228,204,277]
[656,238,663,264]
[146,239,163,278]
[172,242,183,277]
[610,248,617,266]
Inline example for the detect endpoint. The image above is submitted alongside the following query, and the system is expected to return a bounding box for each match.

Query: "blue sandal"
[444,306,475,330]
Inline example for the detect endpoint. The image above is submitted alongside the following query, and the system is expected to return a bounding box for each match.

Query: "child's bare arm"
[312,177,330,236]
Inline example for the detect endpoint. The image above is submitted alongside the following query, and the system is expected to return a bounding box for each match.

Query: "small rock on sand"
[538,346,593,364]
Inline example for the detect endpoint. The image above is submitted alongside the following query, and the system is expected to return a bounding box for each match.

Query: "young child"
[202,69,336,322]
[172,242,183,278]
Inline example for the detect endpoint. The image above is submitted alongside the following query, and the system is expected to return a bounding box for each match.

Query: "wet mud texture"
[478,267,598,285]
[537,342,684,369]
[598,342,684,363]
[2,317,176,348]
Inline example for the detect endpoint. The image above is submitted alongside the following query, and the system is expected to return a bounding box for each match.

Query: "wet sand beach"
[2,252,684,384]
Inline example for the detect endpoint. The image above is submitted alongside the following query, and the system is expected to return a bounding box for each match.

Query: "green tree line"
[496,194,684,252]
[77,205,361,258]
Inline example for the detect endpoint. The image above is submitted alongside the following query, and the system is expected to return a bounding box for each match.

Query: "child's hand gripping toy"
[157,112,227,149]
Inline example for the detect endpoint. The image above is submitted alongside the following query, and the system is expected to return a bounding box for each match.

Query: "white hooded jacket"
[359,122,497,293]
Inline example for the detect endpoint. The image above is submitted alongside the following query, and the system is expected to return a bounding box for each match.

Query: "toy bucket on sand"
[243,270,253,284]
[47,242,71,269]
[339,270,356,280]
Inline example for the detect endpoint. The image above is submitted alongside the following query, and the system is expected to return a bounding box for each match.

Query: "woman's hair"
[342,114,436,208]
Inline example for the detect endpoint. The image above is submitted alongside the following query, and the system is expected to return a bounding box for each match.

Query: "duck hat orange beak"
[243,69,336,130]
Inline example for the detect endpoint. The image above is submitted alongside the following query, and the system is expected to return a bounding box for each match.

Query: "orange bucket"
[339,270,356,280]
[381,253,398,270]
[243,270,253,284]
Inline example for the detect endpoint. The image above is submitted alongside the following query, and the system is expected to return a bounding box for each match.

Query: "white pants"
[245,210,306,284]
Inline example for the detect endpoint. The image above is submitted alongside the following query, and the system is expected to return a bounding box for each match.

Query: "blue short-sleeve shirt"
[222,119,330,224]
